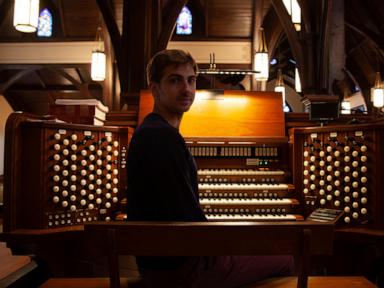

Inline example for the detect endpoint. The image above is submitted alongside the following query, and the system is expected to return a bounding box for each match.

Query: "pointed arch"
[37,8,53,37]
[176,6,192,35]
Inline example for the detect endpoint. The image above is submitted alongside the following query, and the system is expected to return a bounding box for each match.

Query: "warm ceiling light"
[372,72,384,108]
[91,25,106,81]
[341,101,351,114]
[291,0,301,31]
[282,0,301,31]
[13,0,40,33]
[254,28,269,81]
[274,68,286,106]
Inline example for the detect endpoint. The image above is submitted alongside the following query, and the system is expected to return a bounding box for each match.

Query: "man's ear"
[149,82,159,98]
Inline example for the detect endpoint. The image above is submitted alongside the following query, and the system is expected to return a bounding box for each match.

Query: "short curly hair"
[146,49,198,84]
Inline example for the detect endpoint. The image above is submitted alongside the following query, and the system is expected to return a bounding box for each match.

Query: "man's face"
[151,63,196,115]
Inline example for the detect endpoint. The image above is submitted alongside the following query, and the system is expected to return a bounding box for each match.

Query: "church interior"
[0,0,384,287]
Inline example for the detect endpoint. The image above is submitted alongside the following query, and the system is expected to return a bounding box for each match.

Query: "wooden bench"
[40,221,377,288]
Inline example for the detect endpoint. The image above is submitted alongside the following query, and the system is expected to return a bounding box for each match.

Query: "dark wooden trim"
[158,0,188,51]
[0,0,12,31]
[345,22,384,60]
[33,70,47,89]
[107,229,120,288]
[56,0,67,37]
[83,221,334,288]
[270,0,303,70]
[45,68,82,89]
[297,0,311,33]
[96,0,123,76]
[319,0,333,92]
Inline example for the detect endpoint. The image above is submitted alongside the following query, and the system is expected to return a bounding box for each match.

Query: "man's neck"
[153,106,183,130]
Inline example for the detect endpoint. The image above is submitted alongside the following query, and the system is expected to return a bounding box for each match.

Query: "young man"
[126,49,293,287]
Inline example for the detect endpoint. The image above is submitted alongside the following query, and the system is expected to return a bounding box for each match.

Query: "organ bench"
[31,220,375,288]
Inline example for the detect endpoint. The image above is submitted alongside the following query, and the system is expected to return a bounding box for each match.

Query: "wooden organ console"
[139,90,304,222]
[291,123,384,228]
[5,93,384,231]
[2,93,384,283]
[3,112,133,232]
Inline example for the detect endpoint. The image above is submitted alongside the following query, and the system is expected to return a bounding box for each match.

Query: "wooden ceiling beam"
[0,64,90,70]
[158,0,188,50]
[318,0,332,91]
[346,22,384,60]
[34,70,47,89]
[97,0,123,71]
[270,0,303,70]
[5,86,79,92]
[76,67,91,84]
[55,0,67,37]
[45,67,82,90]
[0,68,37,94]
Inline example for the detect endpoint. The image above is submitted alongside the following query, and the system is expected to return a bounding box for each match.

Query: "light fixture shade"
[13,0,39,33]
[275,85,286,105]
[291,0,301,31]
[282,0,301,31]
[282,0,292,14]
[91,24,106,81]
[373,87,384,108]
[295,67,302,93]
[91,51,106,81]
[254,52,269,81]
[274,69,285,106]
[254,27,269,81]
[274,68,286,106]
[341,101,351,114]
[371,71,384,107]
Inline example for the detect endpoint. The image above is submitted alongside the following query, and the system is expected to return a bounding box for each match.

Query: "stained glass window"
[37,8,52,37]
[176,6,192,35]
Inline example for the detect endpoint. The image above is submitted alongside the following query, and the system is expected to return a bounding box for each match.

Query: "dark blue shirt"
[126,113,206,268]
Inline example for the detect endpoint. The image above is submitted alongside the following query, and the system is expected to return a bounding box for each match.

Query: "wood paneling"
[139,90,285,137]
[61,0,99,38]
[207,0,253,38]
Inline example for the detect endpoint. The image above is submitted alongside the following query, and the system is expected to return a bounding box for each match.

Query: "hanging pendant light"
[291,0,301,31]
[282,0,301,32]
[13,0,40,33]
[254,28,269,81]
[372,71,384,108]
[274,68,286,107]
[341,100,351,114]
[91,25,106,81]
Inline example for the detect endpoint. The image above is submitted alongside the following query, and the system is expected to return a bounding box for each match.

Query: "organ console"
[139,90,384,228]
[2,93,384,282]
[139,90,304,222]
[5,94,384,232]
[3,112,133,232]
[291,123,384,228]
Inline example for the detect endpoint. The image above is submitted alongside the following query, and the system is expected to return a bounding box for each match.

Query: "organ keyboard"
[186,137,303,221]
